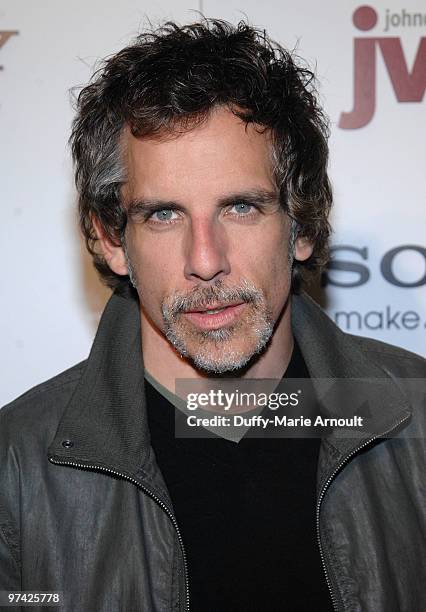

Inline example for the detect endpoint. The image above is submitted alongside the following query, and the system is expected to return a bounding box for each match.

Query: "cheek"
[129,237,178,315]
[240,226,290,289]
[259,248,291,308]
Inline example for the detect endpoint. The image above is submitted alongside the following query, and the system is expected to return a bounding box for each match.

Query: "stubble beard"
[161,279,275,374]
[123,244,278,374]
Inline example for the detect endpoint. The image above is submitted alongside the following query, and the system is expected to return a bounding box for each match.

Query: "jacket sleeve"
[0,410,22,591]
[0,521,20,589]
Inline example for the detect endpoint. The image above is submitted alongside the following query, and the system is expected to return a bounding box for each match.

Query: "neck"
[141,299,294,393]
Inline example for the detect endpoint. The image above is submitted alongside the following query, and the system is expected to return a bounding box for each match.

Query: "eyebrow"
[125,188,280,216]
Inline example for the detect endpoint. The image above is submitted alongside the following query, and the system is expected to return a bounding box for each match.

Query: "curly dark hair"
[70,17,332,292]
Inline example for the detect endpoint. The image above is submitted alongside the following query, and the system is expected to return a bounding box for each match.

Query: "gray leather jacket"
[0,290,425,611]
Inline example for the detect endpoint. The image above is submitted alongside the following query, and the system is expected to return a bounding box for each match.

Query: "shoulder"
[346,333,426,377]
[0,361,86,440]
[0,362,87,571]
[347,334,425,439]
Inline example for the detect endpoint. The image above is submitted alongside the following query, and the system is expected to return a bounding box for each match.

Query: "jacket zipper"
[316,412,411,612]
[48,457,190,612]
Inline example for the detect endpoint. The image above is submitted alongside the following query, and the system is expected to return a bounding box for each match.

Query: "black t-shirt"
[145,342,332,611]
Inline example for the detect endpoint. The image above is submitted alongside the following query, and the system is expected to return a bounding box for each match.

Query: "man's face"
[119,107,298,373]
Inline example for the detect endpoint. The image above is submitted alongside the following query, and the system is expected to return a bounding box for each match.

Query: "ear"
[294,236,314,262]
[91,216,128,276]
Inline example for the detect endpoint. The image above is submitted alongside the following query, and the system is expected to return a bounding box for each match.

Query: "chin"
[171,329,274,375]
[190,351,256,374]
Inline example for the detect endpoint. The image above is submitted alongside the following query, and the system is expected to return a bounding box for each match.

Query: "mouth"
[186,302,244,314]
[182,302,246,330]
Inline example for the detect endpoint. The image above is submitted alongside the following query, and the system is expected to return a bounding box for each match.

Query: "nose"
[183,216,231,283]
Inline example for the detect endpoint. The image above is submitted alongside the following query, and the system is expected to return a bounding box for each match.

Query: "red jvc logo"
[339,5,426,129]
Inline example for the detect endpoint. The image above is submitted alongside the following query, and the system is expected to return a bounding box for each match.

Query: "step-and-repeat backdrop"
[1,0,425,405]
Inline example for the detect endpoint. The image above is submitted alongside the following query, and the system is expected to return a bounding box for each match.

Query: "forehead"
[121,107,276,201]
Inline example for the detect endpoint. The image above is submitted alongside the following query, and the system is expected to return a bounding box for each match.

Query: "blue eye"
[232,202,253,214]
[152,209,178,222]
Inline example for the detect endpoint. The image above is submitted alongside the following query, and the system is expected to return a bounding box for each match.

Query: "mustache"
[162,279,264,320]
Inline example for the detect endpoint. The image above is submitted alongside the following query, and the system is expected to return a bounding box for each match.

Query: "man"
[0,18,424,612]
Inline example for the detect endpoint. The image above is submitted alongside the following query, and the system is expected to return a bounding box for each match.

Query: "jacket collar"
[49,288,150,474]
[48,288,411,474]
[292,292,411,457]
